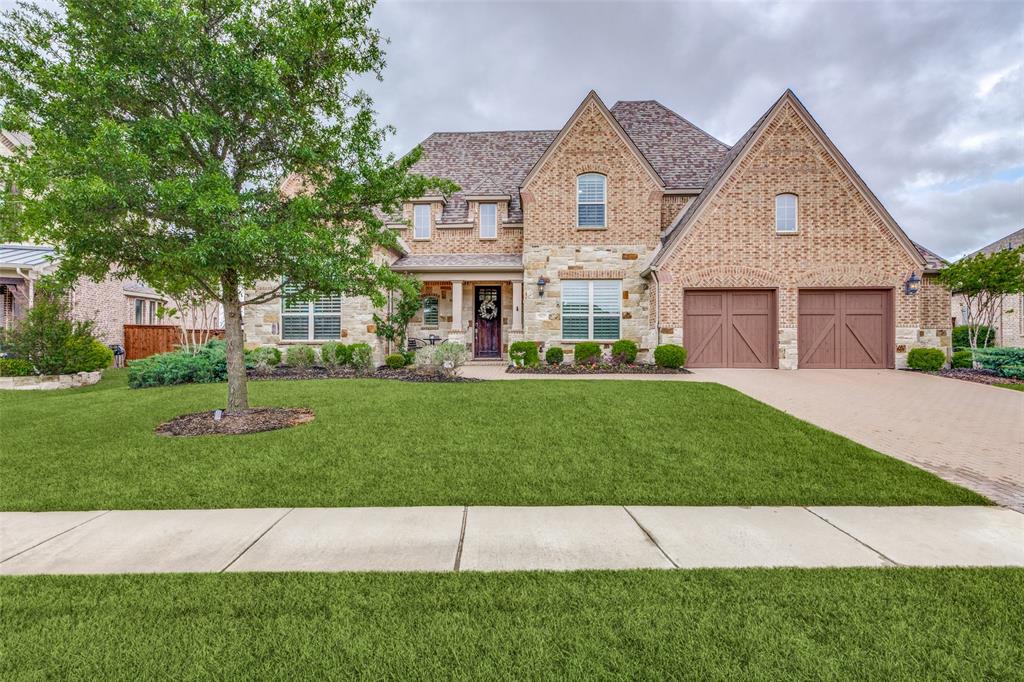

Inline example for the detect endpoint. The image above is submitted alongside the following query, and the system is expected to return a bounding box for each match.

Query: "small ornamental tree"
[373,277,422,355]
[0,0,454,410]
[939,246,1024,354]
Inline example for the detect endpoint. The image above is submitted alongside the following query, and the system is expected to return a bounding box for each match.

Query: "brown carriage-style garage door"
[683,290,776,368]
[798,289,893,369]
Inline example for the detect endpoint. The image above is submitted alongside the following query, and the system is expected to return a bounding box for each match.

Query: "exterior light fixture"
[904,272,921,296]
[537,276,548,297]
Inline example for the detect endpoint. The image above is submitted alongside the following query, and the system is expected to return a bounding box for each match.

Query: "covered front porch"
[0,243,59,331]
[391,254,524,360]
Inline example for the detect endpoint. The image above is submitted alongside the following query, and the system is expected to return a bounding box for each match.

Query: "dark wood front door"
[798,289,892,369]
[474,286,502,358]
[683,289,776,368]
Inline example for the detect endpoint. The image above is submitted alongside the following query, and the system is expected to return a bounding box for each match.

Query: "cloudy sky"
[356,0,1023,258]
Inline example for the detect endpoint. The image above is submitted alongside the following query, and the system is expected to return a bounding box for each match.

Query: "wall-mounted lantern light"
[537,276,548,297]
[904,272,921,296]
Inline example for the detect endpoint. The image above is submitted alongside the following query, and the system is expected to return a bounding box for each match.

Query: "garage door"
[798,290,892,369]
[684,290,775,368]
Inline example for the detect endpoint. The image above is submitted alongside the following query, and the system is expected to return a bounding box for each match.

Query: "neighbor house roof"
[0,131,31,157]
[968,227,1024,257]
[0,243,57,270]
[390,253,522,272]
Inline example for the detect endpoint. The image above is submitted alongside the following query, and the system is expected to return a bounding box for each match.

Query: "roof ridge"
[426,129,560,136]
[612,99,730,150]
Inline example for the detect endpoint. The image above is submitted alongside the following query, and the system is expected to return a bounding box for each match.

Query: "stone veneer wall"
[655,100,950,369]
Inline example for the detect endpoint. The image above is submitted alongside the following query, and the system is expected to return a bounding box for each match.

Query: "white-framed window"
[422,296,439,327]
[479,203,497,239]
[281,282,342,341]
[775,193,798,233]
[133,299,157,325]
[413,204,431,239]
[577,173,606,227]
[561,280,621,340]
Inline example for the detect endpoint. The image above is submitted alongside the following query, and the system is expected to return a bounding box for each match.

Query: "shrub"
[349,343,374,373]
[951,349,973,369]
[432,342,469,375]
[0,296,106,375]
[285,344,317,367]
[334,343,353,366]
[907,348,946,372]
[0,358,34,376]
[545,346,564,365]
[247,346,281,372]
[62,338,114,373]
[509,341,540,368]
[401,349,417,366]
[574,342,602,365]
[128,340,227,388]
[414,346,436,368]
[385,353,406,369]
[610,339,638,364]
[654,344,687,369]
[320,341,342,367]
[972,347,1024,379]
[952,325,995,350]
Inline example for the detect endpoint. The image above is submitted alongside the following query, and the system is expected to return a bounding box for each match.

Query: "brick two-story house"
[245,89,951,369]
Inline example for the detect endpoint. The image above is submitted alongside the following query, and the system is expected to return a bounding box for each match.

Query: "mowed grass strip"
[0,370,983,510]
[1,568,1021,680]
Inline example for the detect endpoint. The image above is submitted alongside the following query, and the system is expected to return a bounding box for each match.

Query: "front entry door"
[474,286,502,358]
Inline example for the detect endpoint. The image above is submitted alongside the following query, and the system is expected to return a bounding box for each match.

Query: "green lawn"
[0,370,983,510]
[1,569,1020,680]
[996,382,1024,391]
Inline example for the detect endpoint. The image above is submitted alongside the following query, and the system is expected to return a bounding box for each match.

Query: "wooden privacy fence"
[123,325,226,361]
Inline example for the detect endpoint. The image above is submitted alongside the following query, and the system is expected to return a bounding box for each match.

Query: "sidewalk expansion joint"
[623,506,679,569]
[0,509,112,565]
[220,508,294,573]
[803,507,901,567]
[453,506,469,572]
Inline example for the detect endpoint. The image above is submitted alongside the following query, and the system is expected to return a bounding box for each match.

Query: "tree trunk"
[221,274,249,411]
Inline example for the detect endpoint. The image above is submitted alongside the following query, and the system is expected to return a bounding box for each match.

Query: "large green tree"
[0,0,451,409]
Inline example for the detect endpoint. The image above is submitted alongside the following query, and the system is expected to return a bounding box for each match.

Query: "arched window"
[422,296,439,327]
[775,194,798,233]
[577,173,606,227]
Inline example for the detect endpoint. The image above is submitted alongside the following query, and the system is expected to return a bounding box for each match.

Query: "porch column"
[451,280,463,331]
[512,280,523,332]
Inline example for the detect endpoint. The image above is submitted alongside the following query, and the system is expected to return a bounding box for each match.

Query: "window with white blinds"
[422,296,439,327]
[561,280,621,340]
[413,204,431,239]
[577,173,606,227]
[281,282,342,341]
[479,203,497,239]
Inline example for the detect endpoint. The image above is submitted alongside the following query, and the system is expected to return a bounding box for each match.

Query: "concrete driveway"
[686,369,1023,509]
[463,365,1023,508]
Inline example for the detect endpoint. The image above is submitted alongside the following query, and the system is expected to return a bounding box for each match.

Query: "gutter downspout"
[651,267,662,346]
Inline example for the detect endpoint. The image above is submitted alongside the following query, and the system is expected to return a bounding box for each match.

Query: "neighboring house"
[950,227,1024,348]
[233,90,949,368]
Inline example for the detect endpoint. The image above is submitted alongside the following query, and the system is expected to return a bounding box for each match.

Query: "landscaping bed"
[508,363,690,375]
[937,368,1024,387]
[249,365,479,383]
[156,408,314,437]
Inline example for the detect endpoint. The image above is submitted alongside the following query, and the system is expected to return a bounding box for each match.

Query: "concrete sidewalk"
[2,506,1021,575]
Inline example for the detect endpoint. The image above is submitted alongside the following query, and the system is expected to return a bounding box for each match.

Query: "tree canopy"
[939,245,1024,350]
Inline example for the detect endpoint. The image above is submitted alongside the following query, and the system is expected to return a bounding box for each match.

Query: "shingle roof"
[409,131,558,224]
[609,101,730,189]
[390,253,523,271]
[969,227,1024,257]
[0,243,57,268]
[913,242,947,271]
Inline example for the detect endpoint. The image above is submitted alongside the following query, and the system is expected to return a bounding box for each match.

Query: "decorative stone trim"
[0,371,103,391]
[558,269,626,280]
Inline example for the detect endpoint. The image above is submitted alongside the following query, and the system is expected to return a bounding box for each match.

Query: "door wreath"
[478,299,498,320]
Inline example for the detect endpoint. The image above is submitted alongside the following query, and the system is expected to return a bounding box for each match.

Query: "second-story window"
[775,194,798,233]
[577,173,606,228]
[413,204,431,239]
[480,203,497,239]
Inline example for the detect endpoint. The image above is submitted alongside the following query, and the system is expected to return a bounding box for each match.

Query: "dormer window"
[413,204,431,239]
[480,203,497,239]
[577,173,606,228]
[775,194,797,233]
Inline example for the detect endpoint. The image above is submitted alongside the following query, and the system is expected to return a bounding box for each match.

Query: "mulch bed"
[935,368,1024,386]
[508,363,691,375]
[248,365,479,383]
[156,408,315,437]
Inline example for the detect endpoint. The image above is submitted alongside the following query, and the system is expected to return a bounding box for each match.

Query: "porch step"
[467,359,507,366]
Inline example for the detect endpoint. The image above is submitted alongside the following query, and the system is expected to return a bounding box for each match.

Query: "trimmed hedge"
[320,341,343,367]
[0,358,35,376]
[246,346,281,371]
[654,344,687,369]
[349,343,374,373]
[574,342,602,364]
[509,341,540,368]
[545,346,564,365]
[906,348,945,372]
[951,349,973,369]
[610,339,638,364]
[972,347,1024,379]
[385,353,406,369]
[285,345,317,368]
[952,325,995,350]
[128,340,228,388]
[63,339,114,373]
